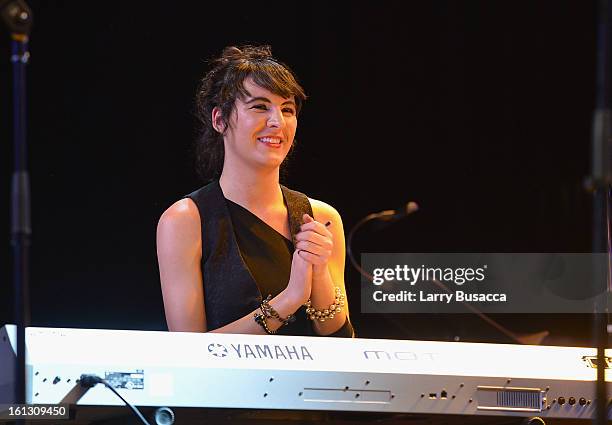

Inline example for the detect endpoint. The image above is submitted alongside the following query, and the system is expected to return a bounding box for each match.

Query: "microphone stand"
[1,0,33,410]
[586,1,611,423]
[347,206,548,346]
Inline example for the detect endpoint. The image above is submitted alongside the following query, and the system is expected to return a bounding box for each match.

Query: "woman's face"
[221,78,298,171]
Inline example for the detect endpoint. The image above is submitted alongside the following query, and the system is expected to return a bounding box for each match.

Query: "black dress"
[186,180,353,337]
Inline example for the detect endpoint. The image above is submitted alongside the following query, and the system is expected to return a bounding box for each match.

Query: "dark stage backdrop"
[1,1,599,345]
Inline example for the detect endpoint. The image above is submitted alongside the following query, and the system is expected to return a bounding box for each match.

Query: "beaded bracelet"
[304,286,345,322]
[261,295,296,327]
[254,313,276,334]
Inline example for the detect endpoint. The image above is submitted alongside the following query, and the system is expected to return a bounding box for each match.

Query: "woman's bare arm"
[157,199,207,332]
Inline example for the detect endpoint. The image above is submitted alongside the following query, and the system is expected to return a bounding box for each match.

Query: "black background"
[1,1,600,345]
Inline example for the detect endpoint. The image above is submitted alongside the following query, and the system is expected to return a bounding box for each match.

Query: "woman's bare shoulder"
[308,198,343,225]
[157,198,201,241]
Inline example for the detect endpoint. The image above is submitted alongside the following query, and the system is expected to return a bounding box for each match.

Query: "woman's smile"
[257,136,284,148]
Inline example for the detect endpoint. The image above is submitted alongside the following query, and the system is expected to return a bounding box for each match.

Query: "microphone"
[346,201,420,285]
[368,201,419,222]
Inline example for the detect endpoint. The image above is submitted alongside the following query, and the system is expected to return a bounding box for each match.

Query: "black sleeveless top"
[186,180,316,335]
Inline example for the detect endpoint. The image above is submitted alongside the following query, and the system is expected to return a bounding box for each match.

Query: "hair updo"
[194,45,307,181]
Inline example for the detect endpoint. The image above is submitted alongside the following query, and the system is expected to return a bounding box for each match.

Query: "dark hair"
[194,45,307,181]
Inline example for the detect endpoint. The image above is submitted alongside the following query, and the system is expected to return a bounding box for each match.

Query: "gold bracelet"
[304,287,345,322]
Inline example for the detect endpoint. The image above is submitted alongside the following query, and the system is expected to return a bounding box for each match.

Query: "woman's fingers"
[298,214,333,266]
[296,240,332,256]
[297,248,329,265]
[296,237,332,266]
[294,230,331,247]
[300,215,333,239]
[302,213,315,223]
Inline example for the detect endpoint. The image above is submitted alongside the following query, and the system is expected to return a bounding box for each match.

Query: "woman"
[157,45,353,337]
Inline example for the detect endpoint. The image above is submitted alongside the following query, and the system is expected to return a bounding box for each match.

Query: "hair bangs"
[236,60,306,113]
